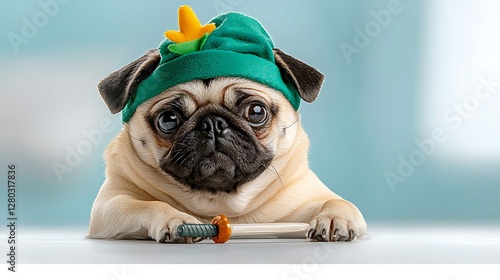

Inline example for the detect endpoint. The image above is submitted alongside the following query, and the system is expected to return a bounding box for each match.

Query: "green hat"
[121,5,300,122]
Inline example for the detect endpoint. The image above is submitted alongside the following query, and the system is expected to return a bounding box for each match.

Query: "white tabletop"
[11,222,500,264]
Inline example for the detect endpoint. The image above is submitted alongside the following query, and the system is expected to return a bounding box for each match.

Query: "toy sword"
[177,214,310,243]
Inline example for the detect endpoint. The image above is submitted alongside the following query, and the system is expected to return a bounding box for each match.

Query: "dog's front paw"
[307,199,367,242]
[152,214,202,243]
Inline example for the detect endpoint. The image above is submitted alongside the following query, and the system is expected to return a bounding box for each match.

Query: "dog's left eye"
[157,111,179,134]
[245,103,267,126]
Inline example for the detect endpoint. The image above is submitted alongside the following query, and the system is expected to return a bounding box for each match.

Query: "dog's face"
[132,77,295,193]
[98,49,324,194]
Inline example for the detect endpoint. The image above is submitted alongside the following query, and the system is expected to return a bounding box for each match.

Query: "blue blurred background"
[1,0,499,226]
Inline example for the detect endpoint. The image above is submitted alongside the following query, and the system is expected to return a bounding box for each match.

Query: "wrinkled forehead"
[143,77,286,115]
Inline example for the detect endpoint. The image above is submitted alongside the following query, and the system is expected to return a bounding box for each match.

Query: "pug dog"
[87,47,367,243]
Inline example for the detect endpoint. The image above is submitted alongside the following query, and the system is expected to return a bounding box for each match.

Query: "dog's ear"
[98,49,161,114]
[274,48,324,103]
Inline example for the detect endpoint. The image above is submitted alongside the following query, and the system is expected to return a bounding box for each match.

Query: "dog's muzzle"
[161,113,273,193]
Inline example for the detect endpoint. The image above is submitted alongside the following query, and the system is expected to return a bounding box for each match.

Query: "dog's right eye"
[157,111,179,134]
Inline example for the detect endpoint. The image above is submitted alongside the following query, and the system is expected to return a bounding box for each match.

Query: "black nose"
[198,115,229,136]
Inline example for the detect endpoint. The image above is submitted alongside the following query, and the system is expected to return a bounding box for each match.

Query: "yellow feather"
[165,5,216,43]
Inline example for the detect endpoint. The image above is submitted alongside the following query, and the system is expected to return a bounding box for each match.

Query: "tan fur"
[88,77,367,242]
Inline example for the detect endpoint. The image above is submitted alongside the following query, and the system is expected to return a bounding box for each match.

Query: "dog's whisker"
[283,116,301,130]
[172,151,191,166]
[128,134,143,142]
[269,163,285,189]
[164,155,175,167]
[248,154,285,189]
[177,154,191,166]
[170,152,185,165]
[127,130,154,149]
